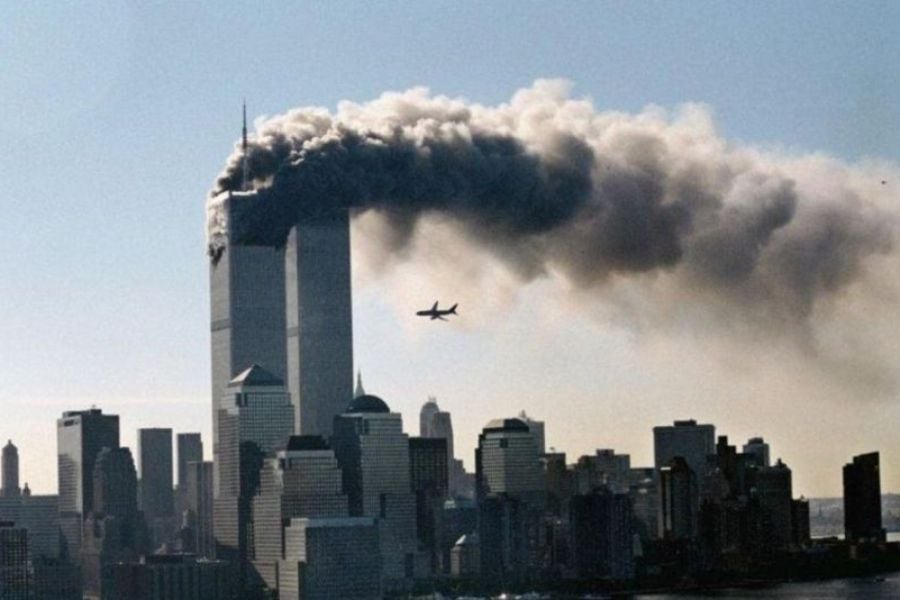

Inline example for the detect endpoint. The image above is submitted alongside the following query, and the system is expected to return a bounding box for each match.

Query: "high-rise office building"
[654,419,713,539]
[209,191,289,434]
[101,554,229,600]
[419,398,440,438]
[475,418,545,576]
[743,437,771,468]
[478,494,528,582]
[56,408,119,561]
[518,411,546,455]
[475,418,544,504]
[754,459,793,548]
[2,441,19,498]
[213,365,294,592]
[284,215,354,437]
[81,447,149,599]
[176,433,203,515]
[0,494,60,559]
[791,497,810,546]
[628,467,659,542]
[659,456,695,540]
[409,437,448,574]
[210,185,353,450]
[440,497,477,575]
[419,398,468,497]
[137,428,175,548]
[183,461,214,558]
[251,435,348,592]
[570,488,635,580]
[843,452,886,543]
[332,394,420,588]
[0,521,29,600]
[277,517,381,600]
[31,557,81,600]
[573,449,632,494]
[653,420,715,479]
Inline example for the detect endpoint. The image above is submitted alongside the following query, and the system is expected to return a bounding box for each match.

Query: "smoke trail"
[208,80,896,324]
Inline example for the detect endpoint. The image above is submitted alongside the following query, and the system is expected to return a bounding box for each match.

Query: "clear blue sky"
[1,2,897,495]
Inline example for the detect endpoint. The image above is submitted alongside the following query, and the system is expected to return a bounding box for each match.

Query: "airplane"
[416,301,459,321]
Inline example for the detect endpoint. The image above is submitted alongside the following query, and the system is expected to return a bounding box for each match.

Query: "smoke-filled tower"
[209,192,289,445]
[285,213,354,436]
[209,191,354,438]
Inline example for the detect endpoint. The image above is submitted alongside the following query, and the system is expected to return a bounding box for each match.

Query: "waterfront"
[635,571,900,598]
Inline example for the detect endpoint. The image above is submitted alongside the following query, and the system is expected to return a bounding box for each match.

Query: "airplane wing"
[431,301,439,311]
[437,315,448,321]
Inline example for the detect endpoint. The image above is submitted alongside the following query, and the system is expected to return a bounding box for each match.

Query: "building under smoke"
[209,189,354,439]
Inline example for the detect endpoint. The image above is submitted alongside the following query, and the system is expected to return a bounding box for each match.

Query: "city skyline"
[2,2,899,499]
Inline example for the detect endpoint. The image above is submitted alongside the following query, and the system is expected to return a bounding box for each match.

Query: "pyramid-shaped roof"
[228,364,284,387]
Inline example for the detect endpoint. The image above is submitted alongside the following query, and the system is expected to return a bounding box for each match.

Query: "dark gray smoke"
[208,81,896,324]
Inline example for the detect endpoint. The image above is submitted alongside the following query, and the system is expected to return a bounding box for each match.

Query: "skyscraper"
[251,435,348,591]
[213,365,295,593]
[653,419,715,479]
[284,215,354,437]
[183,461,214,558]
[210,187,354,442]
[209,190,289,453]
[419,398,468,497]
[754,459,793,548]
[743,437,771,468]
[176,433,203,515]
[518,411,546,455]
[843,452,886,543]
[475,418,544,504]
[0,493,60,560]
[332,394,420,588]
[409,437,449,573]
[570,488,635,580]
[137,428,174,545]
[475,418,545,578]
[278,517,382,600]
[2,441,19,498]
[56,408,119,561]
[419,398,440,438]
[659,456,695,540]
[81,447,149,598]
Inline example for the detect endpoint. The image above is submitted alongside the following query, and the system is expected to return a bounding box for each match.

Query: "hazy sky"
[1,2,898,496]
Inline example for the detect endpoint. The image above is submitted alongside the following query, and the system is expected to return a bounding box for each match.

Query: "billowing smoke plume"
[208,80,896,327]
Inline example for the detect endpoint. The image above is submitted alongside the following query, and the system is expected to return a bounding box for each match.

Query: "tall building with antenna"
[209,104,353,443]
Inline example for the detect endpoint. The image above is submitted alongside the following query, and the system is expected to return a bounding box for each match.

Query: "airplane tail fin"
[449,303,458,314]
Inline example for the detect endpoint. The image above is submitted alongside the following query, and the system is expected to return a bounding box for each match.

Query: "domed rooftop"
[346,394,390,414]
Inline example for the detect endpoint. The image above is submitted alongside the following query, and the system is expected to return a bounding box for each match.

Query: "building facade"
[183,461,214,558]
[213,365,295,593]
[277,517,381,600]
[57,409,120,561]
[176,433,203,515]
[843,452,886,543]
[332,395,420,588]
[284,214,354,437]
[0,522,29,600]
[137,428,175,548]
[251,435,348,592]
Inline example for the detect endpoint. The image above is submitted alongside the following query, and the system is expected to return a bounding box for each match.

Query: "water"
[634,572,900,599]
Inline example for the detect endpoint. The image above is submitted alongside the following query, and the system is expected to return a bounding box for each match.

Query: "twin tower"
[209,191,353,439]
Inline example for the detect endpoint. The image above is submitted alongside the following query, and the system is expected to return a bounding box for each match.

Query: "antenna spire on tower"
[241,99,250,191]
